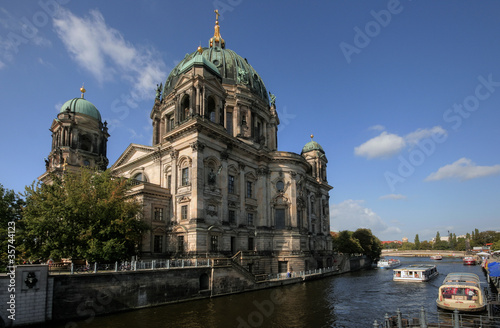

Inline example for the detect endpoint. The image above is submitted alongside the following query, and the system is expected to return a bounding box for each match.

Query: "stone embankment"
[0,255,372,327]
[381,250,466,258]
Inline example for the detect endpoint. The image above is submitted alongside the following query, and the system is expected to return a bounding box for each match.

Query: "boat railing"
[373,307,500,328]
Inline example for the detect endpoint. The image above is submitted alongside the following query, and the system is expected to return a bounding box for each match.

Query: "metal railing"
[373,307,500,328]
[47,258,211,275]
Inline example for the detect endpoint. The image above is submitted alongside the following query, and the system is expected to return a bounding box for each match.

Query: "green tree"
[352,228,382,260]
[433,231,448,250]
[455,237,466,251]
[400,242,415,250]
[414,234,420,250]
[0,184,25,271]
[419,240,432,250]
[332,230,364,255]
[20,169,149,262]
[383,242,402,249]
[491,240,500,252]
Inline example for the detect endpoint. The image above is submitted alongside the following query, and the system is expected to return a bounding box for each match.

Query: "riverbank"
[381,250,466,258]
[0,255,372,327]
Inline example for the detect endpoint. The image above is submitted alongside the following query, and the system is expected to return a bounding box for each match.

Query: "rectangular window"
[169,117,175,131]
[154,235,163,253]
[182,167,189,186]
[181,205,188,220]
[297,209,302,228]
[211,235,218,252]
[154,207,164,221]
[248,237,254,251]
[226,112,233,136]
[177,236,184,253]
[229,210,236,225]
[167,175,171,188]
[247,213,254,226]
[228,175,235,194]
[246,181,252,198]
[275,208,285,229]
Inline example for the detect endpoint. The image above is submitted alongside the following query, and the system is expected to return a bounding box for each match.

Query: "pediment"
[111,143,156,169]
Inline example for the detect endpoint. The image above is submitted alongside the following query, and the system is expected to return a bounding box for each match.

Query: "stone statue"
[208,169,216,185]
[155,83,162,99]
[237,67,248,84]
[269,92,276,107]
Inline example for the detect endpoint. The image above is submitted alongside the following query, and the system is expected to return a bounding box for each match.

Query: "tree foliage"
[352,228,382,260]
[0,184,25,270]
[332,230,363,255]
[414,234,420,250]
[332,229,381,259]
[20,169,149,262]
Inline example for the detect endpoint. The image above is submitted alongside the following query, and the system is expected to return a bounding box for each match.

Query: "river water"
[53,257,494,328]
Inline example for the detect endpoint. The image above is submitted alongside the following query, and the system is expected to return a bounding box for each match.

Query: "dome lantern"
[209,9,225,49]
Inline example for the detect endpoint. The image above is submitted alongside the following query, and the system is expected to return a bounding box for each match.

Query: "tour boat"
[393,264,438,282]
[463,256,477,265]
[436,272,486,312]
[430,254,443,260]
[377,258,401,269]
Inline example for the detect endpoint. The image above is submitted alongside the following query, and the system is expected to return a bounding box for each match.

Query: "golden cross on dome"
[214,9,220,22]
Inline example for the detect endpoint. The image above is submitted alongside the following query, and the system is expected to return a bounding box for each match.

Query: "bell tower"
[40,86,109,183]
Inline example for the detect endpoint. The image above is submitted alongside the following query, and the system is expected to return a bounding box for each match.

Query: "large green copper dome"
[163,16,269,104]
[163,47,269,103]
[60,97,101,121]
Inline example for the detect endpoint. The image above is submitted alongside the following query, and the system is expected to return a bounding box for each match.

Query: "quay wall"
[381,250,466,257]
[0,256,371,327]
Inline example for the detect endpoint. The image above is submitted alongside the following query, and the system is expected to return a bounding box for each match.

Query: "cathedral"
[42,12,333,274]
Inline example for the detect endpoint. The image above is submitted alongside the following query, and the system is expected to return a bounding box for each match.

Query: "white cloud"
[354,126,447,159]
[354,131,406,159]
[425,158,500,181]
[405,126,446,146]
[369,124,385,131]
[379,194,407,200]
[53,9,167,100]
[330,200,401,239]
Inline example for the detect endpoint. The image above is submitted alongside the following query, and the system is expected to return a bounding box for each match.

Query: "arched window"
[133,173,147,182]
[207,96,216,122]
[276,180,284,192]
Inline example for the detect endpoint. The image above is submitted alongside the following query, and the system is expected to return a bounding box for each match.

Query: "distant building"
[381,240,403,245]
[402,237,408,243]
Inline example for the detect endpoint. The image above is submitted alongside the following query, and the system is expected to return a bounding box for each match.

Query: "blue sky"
[1,1,499,242]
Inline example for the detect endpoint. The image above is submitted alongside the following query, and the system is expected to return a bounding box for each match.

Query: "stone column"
[238,163,246,225]
[190,141,205,220]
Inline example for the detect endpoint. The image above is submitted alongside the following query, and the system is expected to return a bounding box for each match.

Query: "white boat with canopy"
[393,264,438,282]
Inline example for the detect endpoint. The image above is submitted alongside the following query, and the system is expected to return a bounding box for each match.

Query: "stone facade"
[111,16,334,273]
[39,87,109,183]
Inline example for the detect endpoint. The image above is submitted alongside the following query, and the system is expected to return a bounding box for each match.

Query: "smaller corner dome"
[179,51,221,76]
[301,135,325,155]
[60,97,101,121]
